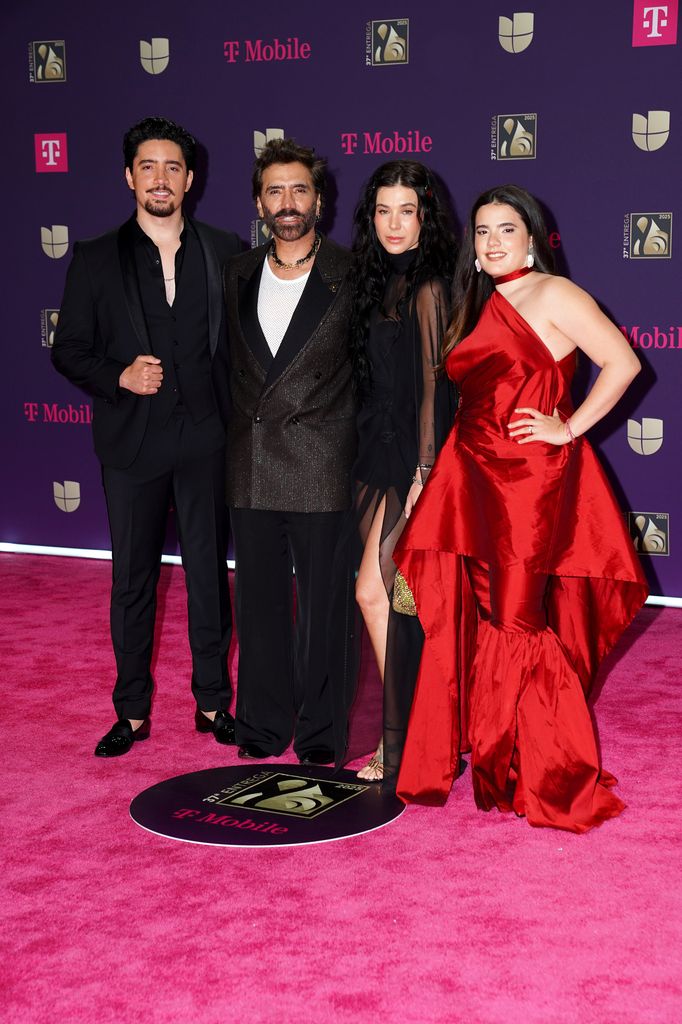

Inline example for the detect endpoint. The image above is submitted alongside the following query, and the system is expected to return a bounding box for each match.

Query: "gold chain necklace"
[269,232,321,271]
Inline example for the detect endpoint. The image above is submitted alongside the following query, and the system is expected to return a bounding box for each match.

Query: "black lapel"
[192,219,221,358]
[117,218,152,355]
[263,263,335,389]
[238,259,273,372]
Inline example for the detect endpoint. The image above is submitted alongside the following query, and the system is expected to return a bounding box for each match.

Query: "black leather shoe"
[298,747,334,766]
[195,708,236,745]
[238,743,271,759]
[94,718,150,758]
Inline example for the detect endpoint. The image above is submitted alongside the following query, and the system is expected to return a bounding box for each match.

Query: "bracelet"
[418,462,433,470]
[565,419,576,443]
[412,476,424,486]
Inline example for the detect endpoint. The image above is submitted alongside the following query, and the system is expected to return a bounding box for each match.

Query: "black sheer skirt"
[338,270,456,783]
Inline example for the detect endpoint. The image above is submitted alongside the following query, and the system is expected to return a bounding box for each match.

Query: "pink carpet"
[2,553,681,1023]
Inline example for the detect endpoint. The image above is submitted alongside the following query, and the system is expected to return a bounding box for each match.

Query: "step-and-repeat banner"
[2,1,679,597]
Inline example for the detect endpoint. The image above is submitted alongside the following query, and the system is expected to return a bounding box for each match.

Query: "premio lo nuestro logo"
[624,213,672,258]
[366,19,409,65]
[130,764,404,847]
[34,134,68,173]
[53,481,80,513]
[29,41,66,82]
[491,114,537,160]
[41,309,59,348]
[140,38,169,74]
[632,111,670,151]
[632,1,678,45]
[629,512,669,555]
[627,417,664,455]
[254,128,284,157]
[498,13,534,52]
[250,219,271,248]
[41,225,69,259]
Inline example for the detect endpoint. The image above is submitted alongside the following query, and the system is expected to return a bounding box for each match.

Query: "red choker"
[493,266,534,286]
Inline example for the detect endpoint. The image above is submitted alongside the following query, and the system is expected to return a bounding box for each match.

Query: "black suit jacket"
[225,237,356,513]
[52,215,241,469]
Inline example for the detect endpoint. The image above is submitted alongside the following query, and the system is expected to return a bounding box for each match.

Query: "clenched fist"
[119,355,163,396]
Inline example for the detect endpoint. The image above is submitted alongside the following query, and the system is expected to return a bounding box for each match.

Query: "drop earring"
[526,249,534,268]
[474,258,482,273]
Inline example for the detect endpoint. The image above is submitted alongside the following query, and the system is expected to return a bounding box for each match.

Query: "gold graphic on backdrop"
[498,13,535,53]
[497,114,537,159]
[41,226,69,259]
[370,19,409,64]
[54,481,81,513]
[250,219,271,248]
[30,41,66,82]
[41,309,59,348]
[140,38,170,74]
[627,418,664,455]
[206,772,368,819]
[253,128,284,157]
[632,111,670,151]
[629,512,669,555]
[630,213,672,258]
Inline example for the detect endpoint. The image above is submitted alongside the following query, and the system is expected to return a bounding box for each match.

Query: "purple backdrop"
[2,1,679,597]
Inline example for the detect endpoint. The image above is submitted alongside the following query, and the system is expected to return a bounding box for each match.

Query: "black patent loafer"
[94,718,150,758]
[195,707,236,745]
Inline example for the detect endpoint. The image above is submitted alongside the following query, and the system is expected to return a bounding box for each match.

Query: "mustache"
[274,208,303,220]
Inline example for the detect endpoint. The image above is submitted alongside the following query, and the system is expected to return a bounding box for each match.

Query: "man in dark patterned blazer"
[225,138,356,765]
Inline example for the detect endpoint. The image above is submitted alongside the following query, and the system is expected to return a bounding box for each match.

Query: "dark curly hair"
[442,183,555,362]
[348,160,457,393]
[123,116,196,172]
[251,137,326,200]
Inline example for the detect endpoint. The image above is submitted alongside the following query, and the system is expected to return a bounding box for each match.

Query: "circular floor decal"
[130,764,405,846]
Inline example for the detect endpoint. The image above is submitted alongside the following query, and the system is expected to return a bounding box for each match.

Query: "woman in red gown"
[394,185,649,832]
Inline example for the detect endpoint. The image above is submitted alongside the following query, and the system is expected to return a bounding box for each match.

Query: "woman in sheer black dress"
[347,161,457,780]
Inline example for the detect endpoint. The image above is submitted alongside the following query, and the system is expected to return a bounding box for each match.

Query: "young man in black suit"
[225,138,356,765]
[53,117,241,756]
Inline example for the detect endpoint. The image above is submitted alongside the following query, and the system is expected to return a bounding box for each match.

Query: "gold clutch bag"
[392,569,417,616]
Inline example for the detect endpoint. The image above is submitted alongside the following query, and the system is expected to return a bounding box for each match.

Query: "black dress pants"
[102,414,231,720]
[230,507,344,756]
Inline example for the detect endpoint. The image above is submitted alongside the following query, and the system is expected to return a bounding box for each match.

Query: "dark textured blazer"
[225,237,356,513]
[52,215,241,469]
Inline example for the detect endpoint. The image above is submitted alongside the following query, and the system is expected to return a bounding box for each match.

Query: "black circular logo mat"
[130,764,405,846]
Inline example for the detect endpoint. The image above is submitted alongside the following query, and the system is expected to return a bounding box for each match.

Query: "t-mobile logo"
[34,133,68,172]
[633,1,678,45]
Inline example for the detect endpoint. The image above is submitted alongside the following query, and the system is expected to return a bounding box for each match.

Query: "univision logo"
[41,225,69,259]
[53,480,80,512]
[632,110,670,151]
[498,13,534,53]
[140,38,169,74]
[254,128,284,157]
[627,417,663,455]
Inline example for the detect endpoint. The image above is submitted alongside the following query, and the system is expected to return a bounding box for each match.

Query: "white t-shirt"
[257,256,310,356]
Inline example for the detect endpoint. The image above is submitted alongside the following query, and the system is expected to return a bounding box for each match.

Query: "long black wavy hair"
[442,183,555,362]
[348,160,457,393]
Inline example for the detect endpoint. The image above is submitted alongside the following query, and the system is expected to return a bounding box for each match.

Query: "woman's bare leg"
[355,496,389,779]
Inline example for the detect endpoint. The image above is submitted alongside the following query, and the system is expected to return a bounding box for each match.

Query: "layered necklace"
[269,232,321,271]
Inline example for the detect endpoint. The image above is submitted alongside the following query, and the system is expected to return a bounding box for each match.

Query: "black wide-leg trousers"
[102,416,231,720]
[230,507,344,756]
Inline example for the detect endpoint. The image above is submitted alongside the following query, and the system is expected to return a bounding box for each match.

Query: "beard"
[144,192,177,218]
[262,204,318,241]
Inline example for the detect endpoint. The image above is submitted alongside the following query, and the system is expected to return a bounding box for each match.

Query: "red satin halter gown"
[393,281,648,832]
